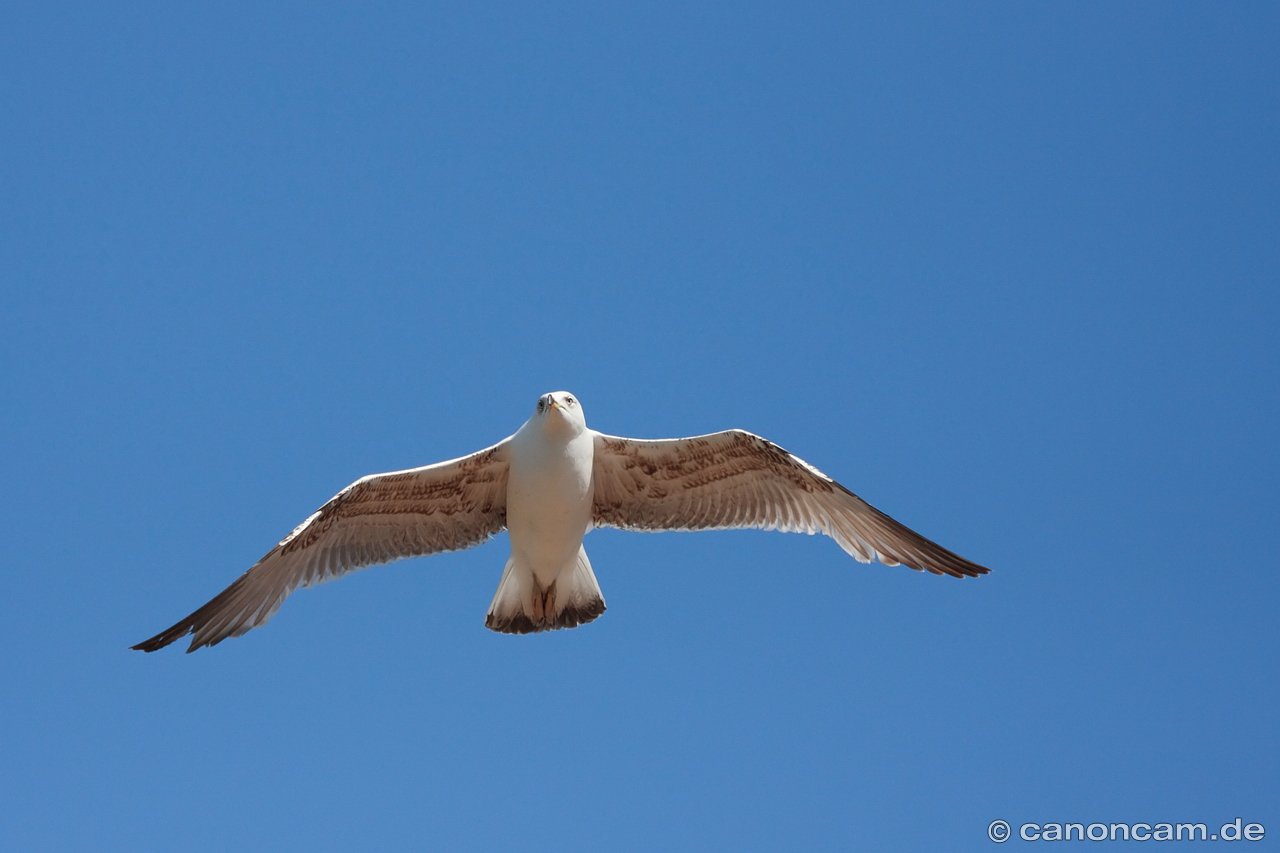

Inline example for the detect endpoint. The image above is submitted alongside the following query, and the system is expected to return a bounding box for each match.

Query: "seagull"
[133,391,990,653]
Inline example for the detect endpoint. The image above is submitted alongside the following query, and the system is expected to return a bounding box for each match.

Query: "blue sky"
[1,3,1276,850]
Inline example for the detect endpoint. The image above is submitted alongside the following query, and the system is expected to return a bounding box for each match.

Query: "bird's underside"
[133,394,991,653]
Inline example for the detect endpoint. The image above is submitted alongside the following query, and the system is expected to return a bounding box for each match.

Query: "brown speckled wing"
[590,430,989,578]
[133,439,511,653]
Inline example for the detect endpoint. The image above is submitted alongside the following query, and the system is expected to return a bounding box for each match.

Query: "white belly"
[506,427,594,587]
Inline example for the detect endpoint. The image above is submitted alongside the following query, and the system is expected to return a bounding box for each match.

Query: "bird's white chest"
[506,427,594,579]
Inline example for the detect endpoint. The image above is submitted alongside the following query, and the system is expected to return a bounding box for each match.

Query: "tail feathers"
[485,547,606,634]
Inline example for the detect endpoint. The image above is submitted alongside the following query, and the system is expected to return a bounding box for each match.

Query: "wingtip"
[129,637,168,653]
[904,556,992,579]
[130,622,195,653]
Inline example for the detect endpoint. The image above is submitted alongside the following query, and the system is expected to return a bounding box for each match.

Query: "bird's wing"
[133,439,512,653]
[590,430,989,578]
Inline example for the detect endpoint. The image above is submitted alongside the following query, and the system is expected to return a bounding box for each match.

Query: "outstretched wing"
[590,430,989,578]
[133,439,511,653]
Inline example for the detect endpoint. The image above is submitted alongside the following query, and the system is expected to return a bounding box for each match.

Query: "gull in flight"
[134,391,990,652]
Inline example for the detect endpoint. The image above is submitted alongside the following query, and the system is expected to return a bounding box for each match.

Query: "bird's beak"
[547,399,561,411]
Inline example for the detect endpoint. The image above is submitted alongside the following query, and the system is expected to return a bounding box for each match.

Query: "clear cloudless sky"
[1,2,1276,851]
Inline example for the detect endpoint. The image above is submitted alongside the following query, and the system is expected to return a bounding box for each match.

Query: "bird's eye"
[566,397,575,406]
[537,400,545,412]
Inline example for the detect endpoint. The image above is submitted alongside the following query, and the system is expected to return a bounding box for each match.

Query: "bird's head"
[535,391,586,434]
